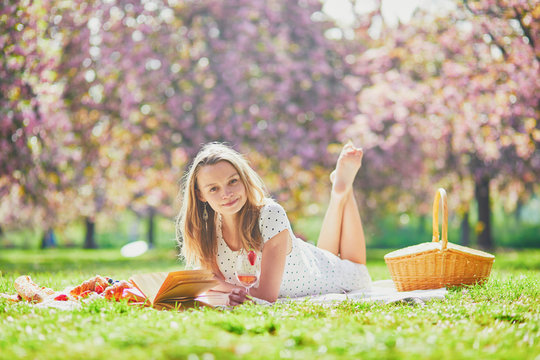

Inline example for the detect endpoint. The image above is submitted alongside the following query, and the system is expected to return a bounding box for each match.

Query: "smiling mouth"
[223,198,238,207]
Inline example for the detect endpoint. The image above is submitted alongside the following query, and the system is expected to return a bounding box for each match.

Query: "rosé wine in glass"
[235,249,261,291]
[237,274,258,287]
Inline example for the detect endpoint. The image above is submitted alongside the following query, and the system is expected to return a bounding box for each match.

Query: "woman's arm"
[229,229,289,305]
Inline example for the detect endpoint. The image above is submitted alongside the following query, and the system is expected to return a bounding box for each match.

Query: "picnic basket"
[384,188,495,291]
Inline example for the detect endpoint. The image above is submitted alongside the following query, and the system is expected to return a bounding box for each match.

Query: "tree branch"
[481,25,508,61]
[512,6,539,62]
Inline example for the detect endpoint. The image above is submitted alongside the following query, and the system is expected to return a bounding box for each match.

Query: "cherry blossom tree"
[4,0,536,251]
[1,0,358,246]
[0,0,73,237]
[347,0,539,249]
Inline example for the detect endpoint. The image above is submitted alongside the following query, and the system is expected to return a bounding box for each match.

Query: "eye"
[209,186,218,193]
[230,178,239,185]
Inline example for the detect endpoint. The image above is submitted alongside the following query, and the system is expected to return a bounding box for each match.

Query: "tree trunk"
[514,199,522,222]
[418,214,426,234]
[41,228,57,249]
[475,177,493,250]
[147,208,155,249]
[84,218,98,249]
[460,211,470,246]
[40,230,47,249]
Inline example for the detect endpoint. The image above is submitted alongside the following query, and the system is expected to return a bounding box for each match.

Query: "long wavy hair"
[176,143,268,273]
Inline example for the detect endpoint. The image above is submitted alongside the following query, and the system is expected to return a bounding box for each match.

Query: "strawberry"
[54,294,69,301]
[95,284,104,294]
[80,290,92,298]
[247,250,257,266]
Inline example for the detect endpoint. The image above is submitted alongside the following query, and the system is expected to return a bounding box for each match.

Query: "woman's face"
[196,161,247,217]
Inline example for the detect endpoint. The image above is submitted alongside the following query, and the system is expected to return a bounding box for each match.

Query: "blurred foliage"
[0,0,538,249]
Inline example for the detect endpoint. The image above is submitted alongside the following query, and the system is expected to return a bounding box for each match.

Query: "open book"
[129,269,219,310]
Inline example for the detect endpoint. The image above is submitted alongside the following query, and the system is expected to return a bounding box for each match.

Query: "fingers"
[228,287,248,307]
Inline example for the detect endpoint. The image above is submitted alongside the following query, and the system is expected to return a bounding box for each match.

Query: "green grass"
[0,249,539,360]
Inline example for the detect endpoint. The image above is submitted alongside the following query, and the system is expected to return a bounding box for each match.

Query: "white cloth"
[28,280,447,310]
[275,280,447,305]
[216,199,372,298]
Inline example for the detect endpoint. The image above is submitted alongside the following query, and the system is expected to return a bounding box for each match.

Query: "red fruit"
[247,250,257,266]
[95,285,104,294]
[54,294,69,301]
[80,290,92,298]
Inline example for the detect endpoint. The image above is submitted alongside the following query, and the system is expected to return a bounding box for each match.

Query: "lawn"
[0,248,539,360]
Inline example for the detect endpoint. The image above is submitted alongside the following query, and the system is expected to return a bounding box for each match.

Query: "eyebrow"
[202,173,239,189]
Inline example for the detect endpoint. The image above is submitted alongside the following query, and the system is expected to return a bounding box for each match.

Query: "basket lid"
[385,189,495,261]
[384,241,495,260]
[384,242,442,259]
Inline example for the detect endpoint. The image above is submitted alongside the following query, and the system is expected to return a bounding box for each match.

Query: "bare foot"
[331,142,363,196]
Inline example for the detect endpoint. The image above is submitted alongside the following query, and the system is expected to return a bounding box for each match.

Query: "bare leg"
[316,190,347,255]
[339,191,366,264]
[316,142,365,262]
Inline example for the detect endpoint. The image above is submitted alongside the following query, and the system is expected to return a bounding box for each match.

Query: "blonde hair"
[176,143,268,273]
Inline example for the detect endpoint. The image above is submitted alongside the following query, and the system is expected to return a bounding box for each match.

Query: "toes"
[343,147,362,159]
[342,141,354,152]
[342,142,361,154]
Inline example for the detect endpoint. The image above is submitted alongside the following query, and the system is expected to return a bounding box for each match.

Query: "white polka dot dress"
[216,199,372,298]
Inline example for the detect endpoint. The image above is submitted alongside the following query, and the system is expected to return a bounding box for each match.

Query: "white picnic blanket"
[250,280,447,306]
[30,280,446,310]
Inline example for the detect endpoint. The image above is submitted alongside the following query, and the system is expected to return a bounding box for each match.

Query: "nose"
[222,186,234,199]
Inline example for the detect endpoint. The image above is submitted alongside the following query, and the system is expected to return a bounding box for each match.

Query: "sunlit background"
[0,0,538,251]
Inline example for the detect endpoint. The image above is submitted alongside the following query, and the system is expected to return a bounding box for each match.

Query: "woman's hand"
[228,287,252,306]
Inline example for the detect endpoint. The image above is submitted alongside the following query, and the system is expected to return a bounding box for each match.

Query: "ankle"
[330,187,352,202]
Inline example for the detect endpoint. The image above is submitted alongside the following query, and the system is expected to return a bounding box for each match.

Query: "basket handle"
[432,188,448,249]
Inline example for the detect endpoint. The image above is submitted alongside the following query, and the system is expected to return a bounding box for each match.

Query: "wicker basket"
[384,188,495,291]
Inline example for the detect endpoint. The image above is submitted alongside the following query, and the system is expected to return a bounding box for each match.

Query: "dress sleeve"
[259,201,290,243]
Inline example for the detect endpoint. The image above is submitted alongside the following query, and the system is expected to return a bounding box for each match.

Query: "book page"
[129,272,169,303]
[154,279,218,304]
[196,291,229,307]
[167,269,214,282]
[159,270,215,295]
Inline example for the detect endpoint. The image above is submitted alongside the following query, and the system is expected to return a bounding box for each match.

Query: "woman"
[176,142,371,305]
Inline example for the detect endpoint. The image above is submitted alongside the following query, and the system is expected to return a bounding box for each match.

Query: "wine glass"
[235,249,261,293]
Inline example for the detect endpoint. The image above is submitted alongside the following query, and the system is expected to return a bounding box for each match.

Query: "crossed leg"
[316,142,366,264]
